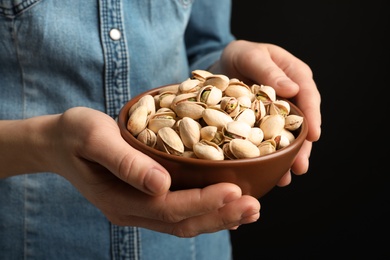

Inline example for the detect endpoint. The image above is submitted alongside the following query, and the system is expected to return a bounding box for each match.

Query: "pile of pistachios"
[127,70,303,160]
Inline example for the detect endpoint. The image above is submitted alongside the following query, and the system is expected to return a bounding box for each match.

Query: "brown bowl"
[118,85,308,198]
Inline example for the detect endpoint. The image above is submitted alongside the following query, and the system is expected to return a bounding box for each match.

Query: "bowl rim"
[118,84,308,166]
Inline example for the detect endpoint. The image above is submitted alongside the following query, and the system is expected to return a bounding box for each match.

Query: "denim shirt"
[0,0,235,259]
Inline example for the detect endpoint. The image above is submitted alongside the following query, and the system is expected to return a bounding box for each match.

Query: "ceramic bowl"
[118,84,308,198]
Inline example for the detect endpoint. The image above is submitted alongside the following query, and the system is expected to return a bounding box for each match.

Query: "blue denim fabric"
[0,0,235,259]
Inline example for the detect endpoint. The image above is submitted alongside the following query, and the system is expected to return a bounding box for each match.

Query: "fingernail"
[145,168,168,194]
[229,225,240,230]
[240,211,260,224]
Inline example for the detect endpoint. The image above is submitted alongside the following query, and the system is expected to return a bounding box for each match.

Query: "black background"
[229,1,389,259]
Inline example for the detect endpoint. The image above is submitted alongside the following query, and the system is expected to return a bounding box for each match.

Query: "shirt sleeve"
[185,0,236,71]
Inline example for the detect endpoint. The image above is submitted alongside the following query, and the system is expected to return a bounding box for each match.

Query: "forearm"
[0,114,59,178]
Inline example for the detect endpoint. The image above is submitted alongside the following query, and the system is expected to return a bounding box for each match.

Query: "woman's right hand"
[0,107,260,237]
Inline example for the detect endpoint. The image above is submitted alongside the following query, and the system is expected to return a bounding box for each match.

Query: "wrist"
[0,114,61,177]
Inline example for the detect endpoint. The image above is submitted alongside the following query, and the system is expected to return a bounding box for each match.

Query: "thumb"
[111,142,172,196]
[84,113,171,196]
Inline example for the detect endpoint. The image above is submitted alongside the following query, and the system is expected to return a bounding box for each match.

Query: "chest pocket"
[0,0,43,18]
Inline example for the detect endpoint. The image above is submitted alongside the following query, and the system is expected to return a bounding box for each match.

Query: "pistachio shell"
[157,92,177,109]
[128,94,156,116]
[258,140,276,156]
[252,84,276,104]
[193,140,225,160]
[259,114,285,140]
[178,117,201,149]
[202,108,233,130]
[191,69,213,82]
[127,105,149,136]
[229,139,260,159]
[220,96,240,117]
[248,127,264,146]
[173,101,207,120]
[171,92,198,107]
[137,128,157,148]
[273,134,290,149]
[234,108,256,127]
[182,151,198,158]
[200,125,218,141]
[156,127,184,155]
[203,74,230,91]
[157,84,180,94]
[285,114,304,131]
[200,126,224,145]
[179,78,201,93]
[148,112,176,134]
[223,121,251,140]
[237,95,252,109]
[251,99,266,123]
[197,85,223,106]
[269,100,290,116]
[225,81,252,98]
[280,128,296,143]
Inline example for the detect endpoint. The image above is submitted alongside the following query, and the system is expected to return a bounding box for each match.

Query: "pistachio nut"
[227,139,260,159]
[127,105,149,136]
[156,127,184,155]
[178,117,201,149]
[193,140,225,160]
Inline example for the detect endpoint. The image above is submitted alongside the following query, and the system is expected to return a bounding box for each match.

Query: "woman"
[0,0,321,259]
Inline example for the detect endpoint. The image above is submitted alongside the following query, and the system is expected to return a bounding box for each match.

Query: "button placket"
[99,0,130,118]
[99,1,137,258]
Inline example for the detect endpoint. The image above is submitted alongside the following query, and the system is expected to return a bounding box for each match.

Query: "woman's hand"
[41,107,260,237]
[215,40,322,186]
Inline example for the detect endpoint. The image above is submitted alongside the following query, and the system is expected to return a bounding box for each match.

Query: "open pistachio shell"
[285,114,304,131]
[148,110,176,134]
[225,81,253,99]
[252,84,276,104]
[234,108,256,127]
[156,127,184,155]
[137,128,157,148]
[128,94,156,116]
[222,121,251,140]
[193,140,225,160]
[127,105,149,136]
[179,78,201,94]
[197,85,223,106]
[258,139,276,156]
[191,69,213,82]
[203,74,230,92]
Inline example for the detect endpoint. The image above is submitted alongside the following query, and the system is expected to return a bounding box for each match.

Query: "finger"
[276,171,292,187]
[110,182,243,223]
[123,195,260,237]
[170,195,260,237]
[271,47,322,143]
[293,82,322,143]
[291,140,312,175]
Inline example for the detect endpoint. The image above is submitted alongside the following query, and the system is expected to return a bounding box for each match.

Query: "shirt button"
[109,28,121,41]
